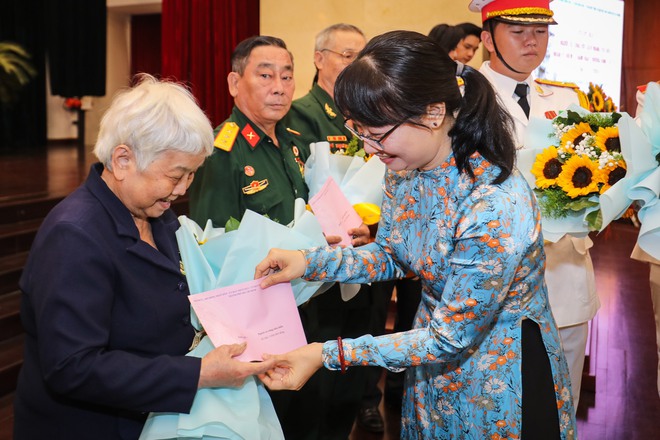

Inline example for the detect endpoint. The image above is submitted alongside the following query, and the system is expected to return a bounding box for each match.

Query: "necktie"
[514,83,530,118]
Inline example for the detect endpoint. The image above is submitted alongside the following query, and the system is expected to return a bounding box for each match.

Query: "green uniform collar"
[230,106,298,150]
[308,83,341,121]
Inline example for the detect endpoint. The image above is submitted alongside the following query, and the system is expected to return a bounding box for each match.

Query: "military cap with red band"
[469,0,557,25]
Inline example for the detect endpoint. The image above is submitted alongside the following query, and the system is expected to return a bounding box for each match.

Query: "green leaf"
[585,209,603,231]
[224,216,241,232]
[565,197,599,212]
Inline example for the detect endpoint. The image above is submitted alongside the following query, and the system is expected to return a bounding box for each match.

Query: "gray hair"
[314,23,365,52]
[94,74,214,171]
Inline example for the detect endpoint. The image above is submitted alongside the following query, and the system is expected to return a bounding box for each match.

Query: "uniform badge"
[242,179,269,195]
[545,110,558,119]
[286,127,301,136]
[295,157,305,178]
[214,122,239,152]
[534,84,553,97]
[241,123,260,148]
[326,135,347,142]
[292,146,299,156]
[244,165,255,177]
[324,103,337,119]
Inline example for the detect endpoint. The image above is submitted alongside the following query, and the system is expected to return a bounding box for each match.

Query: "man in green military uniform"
[189,36,308,227]
[189,34,371,440]
[286,24,366,153]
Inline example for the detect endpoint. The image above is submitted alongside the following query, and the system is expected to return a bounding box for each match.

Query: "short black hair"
[231,36,292,75]
[457,22,482,40]
[428,24,465,54]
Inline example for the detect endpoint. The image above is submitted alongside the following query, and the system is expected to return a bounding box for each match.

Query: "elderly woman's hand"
[257,343,324,391]
[198,343,277,389]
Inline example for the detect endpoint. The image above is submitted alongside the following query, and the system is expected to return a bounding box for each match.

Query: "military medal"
[242,179,269,195]
[292,146,299,156]
[244,165,255,176]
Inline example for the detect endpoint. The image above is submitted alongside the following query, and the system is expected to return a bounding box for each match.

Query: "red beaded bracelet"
[337,336,346,374]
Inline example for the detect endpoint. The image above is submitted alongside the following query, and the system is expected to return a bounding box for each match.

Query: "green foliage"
[585,209,603,231]
[534,187,599,219]
[224,216,241,232]
[554,110,621,132]
[0,42,37,104]
[345,135,366,158]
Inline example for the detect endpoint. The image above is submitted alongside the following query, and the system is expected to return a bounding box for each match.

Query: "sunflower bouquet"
[531,110,626,231]
[516,103,659,242]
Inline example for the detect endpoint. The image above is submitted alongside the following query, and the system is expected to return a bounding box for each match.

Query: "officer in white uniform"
[469,0,599,411]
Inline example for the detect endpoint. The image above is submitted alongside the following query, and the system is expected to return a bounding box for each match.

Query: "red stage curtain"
[131,14,162,78]
[162,0,260,127]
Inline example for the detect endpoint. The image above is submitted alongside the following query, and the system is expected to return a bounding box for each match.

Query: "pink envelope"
[189,278,307,361]
[308,177,363,246]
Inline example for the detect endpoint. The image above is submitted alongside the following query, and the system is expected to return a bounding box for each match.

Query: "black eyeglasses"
[321,49,358,64]
[344,120,404,152]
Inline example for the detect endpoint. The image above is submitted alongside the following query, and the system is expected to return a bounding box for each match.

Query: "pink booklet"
[188,278,307,361]
[308,177,363,246]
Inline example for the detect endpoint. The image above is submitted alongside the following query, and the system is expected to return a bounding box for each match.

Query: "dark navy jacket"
[14,163,201,439]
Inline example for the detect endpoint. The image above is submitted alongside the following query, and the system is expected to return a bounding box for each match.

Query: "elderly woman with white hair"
[13,74,275,439]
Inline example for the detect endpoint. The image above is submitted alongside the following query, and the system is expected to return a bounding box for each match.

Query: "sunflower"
[590,89,605,112]
[593,126,621,153]
[600,158,627,193]
[556,155,603,198]
[560,122,594,149]
[604,97,617,112]
[531,146,563,188]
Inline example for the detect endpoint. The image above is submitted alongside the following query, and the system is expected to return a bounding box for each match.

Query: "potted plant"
[0,41,37,105]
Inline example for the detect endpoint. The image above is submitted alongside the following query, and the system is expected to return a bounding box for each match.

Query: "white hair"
[94,74,214,171]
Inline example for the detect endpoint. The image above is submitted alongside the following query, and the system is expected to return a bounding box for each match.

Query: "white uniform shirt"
[480,61,600,327]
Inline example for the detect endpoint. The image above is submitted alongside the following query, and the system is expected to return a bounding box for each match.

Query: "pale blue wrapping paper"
[139,199,326,440]
[305,141,386,206]
[629,82,660,259]
[519,106,652,242]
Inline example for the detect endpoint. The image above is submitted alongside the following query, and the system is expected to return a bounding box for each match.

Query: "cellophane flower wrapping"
[305,141,386,222]
[518,105,655,242]
[139,199,326,440]
[628,82,660,259]
[304,141,386,300]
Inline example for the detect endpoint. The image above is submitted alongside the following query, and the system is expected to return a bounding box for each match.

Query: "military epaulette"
[286,127,301,136]
[214,122,239,152]
[535,78,580,89]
